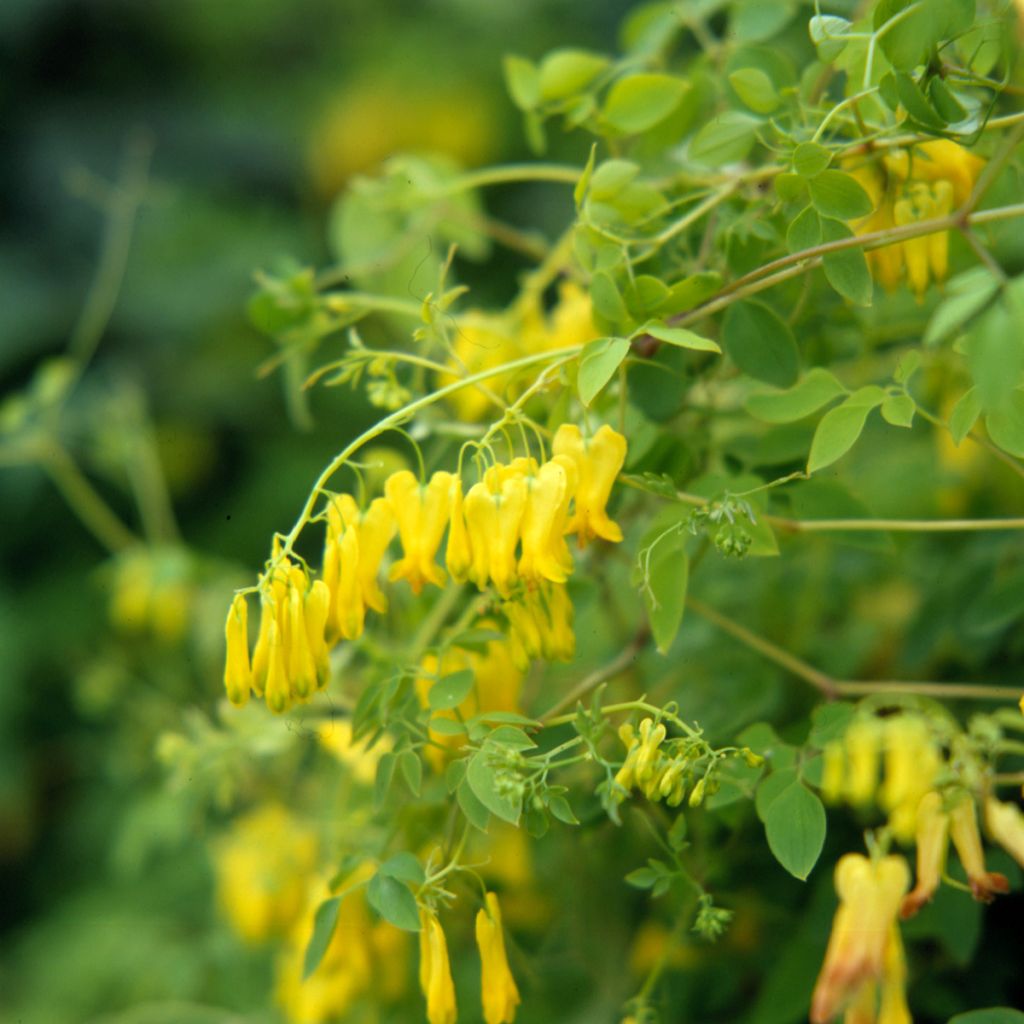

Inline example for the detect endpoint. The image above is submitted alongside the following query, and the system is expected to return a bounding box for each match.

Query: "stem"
[40,444,138,553]
[427,163,582,195]
[686,596,838,698]
[769,516,1024,534]
[539,629,650,723]
[276,345,584,560]
[837,681,1022,701]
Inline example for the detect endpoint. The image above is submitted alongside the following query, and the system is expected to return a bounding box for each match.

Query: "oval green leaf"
[578,337,630,406]
[603,73,689,134]
[722,300,800,388]
[763,779,826,880]
[808,170,873,220]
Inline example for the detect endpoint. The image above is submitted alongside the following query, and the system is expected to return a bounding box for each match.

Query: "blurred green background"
[0,2,627,1020]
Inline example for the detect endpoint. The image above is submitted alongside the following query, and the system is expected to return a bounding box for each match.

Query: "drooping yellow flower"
[214,804,318,944]
[900,791,949,919]
[419,909,457,1024]
[877,926,912,1024]
[879,717,940,841]
[615,717,667,795]
[446,477,473,583]
[387,470,455,595]
[323,493,395,640]
[810,853,910,1023]
[463,474,527,596]
[844,718,881,807]
[502,582,576,667]
[948,792,1010,902]
[476,892,521,1024]
[224,593,253,706]
[846,140,984,300]
[984,796,1024,868]
[552,423,628,546]
[518,457,577,584]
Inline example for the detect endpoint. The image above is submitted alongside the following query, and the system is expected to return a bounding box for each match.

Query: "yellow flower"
[446,478,474,583]
[463,474,528,596]
[518,457,577,584]
[900,791,949,919]
[843,718,880,807]
[877,926,912,1024]
[847,140,984,300]
[323,493,395,640]
[948,792,1010,902]
[386,470,455,594]
[984,796,1024,868]
[476,892,521,1024]
[552,423,628,546]
[419,909,457,1024]
[224,593,253,706]
[810,853,910,1023]
[879,717,940,841]
[502,582,576,667]
[214,804,318,944]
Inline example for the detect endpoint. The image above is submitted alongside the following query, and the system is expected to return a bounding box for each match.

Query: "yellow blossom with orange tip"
[386,470,455,594]
[224,592,253,706]
[846,140,984,300]
[984,796,1024,868]
[553,423,628,546]
[810,853,910,1023]
[948,792,1010,902]
[419,909,457,1024]
[476,892,521,1024]
[900,791,949,919]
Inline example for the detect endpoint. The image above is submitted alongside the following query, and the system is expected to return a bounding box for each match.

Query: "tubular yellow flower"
[446,478,473,583]
[476,892,521,1024]
[552,423,628,546]
[224,593,253,706]
[879,717,940,842]
[519,459,575,584]
[463,474,527,596]
[948,793,1009,903]
[304,580,332,690]
[810,853,910,1024]
[286,570,319,700]
[877,926,912,1024]
[419,909,457,1024]
[900,791,949,919]
[821,742,846,804]
[265,619,292,714]
[844,719,880,807]
[537,581,576,661]
[984,796,1024,868]
[386,470,454,594]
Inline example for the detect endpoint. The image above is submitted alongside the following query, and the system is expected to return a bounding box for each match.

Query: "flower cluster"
[419,892,520,1024]
[821,713,942,840]
[223,423,628,713]
[811,853,911,1024]
[847,140,984,300]
[441,282,599,422]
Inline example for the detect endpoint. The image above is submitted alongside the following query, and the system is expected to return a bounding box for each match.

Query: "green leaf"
[690,111,761,166]
[624,275,671,319]
[986,391,1024,458]
[786,206,821,253]
[538,49,609,102]
[590,271,630,324]
[457,777,491,832]
[303,896,341,978]
[948,387,981,445]
[775,172,807,203]
[548,793,580,825]
[722,300,800,388]
[428,716,467,736]
[894,71,944,129]
[924,268,999,346]
[745,368,847,423]
[578,337,630,406]
[929,76,967,123]
[467,745,522,825]
[502,55,540,110]
[792,141,831,178]
[398,749,422,796]
[639,322,721,353]
[875,0,976,71]
[603,73,689,134]
[881,393,916,428]
[428,669,476,710]
[808,702,856,748]
[808,170,873,221]
[366,873,420,932]
[809,14,851,60]
[656,272,722,316]
[729,68,779,113]
[374,751,397,809]
[806,387,885,473]
[588,159,640,201]
[755,766,797,822]
[639,528,688,654]
[379,852,425,885]
[821,217,873,306]
[763,780,826,880]
[948,1010,1024,1024]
